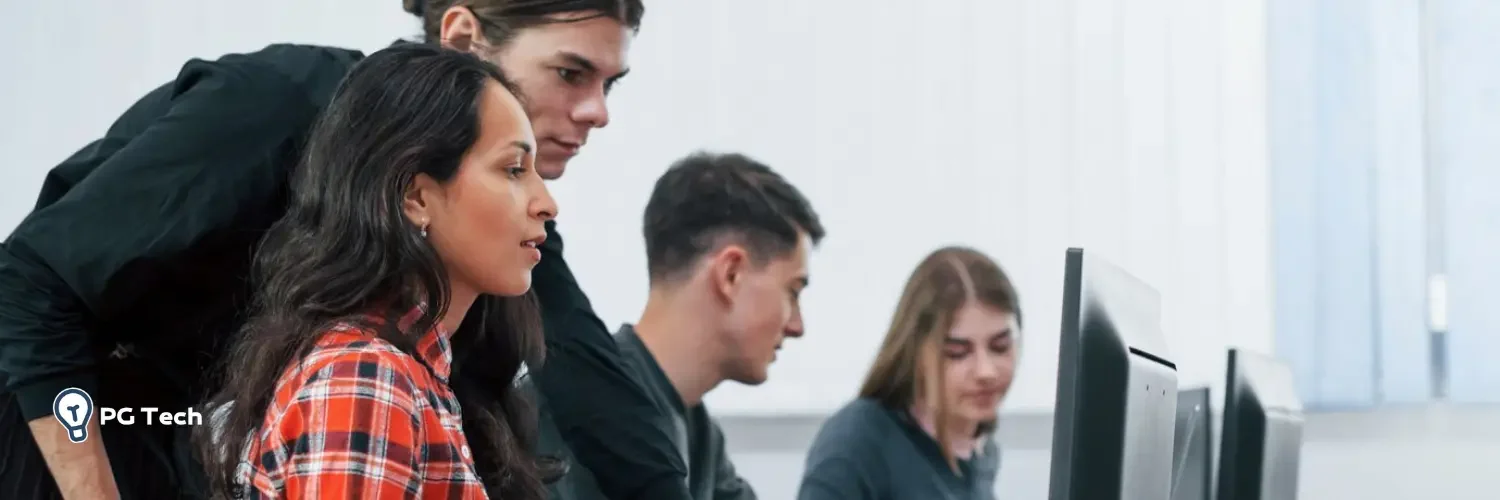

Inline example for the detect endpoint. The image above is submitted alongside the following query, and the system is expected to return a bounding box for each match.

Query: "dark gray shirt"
[798,398,1000,500]
[537,325,756,500]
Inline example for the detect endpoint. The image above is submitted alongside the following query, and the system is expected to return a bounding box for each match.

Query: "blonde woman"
[798,247,1021,500]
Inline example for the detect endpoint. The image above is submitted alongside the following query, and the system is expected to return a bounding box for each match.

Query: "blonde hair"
[857,246,1021,469]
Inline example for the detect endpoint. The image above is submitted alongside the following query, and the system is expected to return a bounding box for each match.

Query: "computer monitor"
[1170,387,1213,500]
[1217,348,1304,500]
[1048,248,1178,500]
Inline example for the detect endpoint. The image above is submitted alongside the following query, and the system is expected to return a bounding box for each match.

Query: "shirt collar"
[392,305,454,383]
[616,324,688,413]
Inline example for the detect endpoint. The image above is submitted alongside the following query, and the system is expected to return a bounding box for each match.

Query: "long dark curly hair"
[194,44,554,500]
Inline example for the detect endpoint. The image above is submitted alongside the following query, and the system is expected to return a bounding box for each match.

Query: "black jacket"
[0,43,690,500]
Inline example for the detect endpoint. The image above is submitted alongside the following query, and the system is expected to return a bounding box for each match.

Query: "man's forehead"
[521,17,631,71]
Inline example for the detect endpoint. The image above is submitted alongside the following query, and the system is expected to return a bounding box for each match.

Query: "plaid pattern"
[237,309,488,499]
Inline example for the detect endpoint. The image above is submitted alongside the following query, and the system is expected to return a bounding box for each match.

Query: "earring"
[419,221,429,239]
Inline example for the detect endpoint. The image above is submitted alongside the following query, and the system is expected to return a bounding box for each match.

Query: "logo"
[53,388,95,444]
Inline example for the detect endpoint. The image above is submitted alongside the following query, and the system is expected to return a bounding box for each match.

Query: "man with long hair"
[0,2,690,499]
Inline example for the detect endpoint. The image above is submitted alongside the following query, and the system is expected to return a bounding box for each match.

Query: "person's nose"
[572,90,610,129]
[529,178,558,222]
[783,307,805,339]
[973,353,1003,383]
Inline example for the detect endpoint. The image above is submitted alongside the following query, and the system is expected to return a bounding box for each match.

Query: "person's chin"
[734,368,770,386]
[536,155,570,180]
[961,405,999,422]
[490,276,533,297]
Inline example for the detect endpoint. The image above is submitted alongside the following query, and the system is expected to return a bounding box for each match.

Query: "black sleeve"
[530,221,692,500]
[0,55,310,421]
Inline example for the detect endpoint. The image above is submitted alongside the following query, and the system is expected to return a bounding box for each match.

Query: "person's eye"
[506,166,526,179]
[944,345,971,360]
[556,68,583,84]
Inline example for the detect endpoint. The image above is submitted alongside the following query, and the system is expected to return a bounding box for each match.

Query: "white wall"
[0,0,413,232]
[560,0,1275,414]
[0,0,1275,416]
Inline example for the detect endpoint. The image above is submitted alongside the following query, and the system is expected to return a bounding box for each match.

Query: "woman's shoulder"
[809,398,898,453]
[304,323,414,364]
[801,398,899,492]
[277,324,427,396]
[824,398,896,429]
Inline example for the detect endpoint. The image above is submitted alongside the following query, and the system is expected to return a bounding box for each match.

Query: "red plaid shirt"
[238,309,488,499]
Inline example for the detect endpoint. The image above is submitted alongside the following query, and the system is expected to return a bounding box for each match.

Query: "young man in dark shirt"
[537,152,826,500]
[0,2,691,499]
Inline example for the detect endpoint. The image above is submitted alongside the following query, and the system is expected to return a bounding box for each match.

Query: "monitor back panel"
[1259,411,1303,500]
[1049,248,1177,500]
[1219,349,1305,500]
[1119,354,1177,500]
[1082,250,1177,500]
[1243,349,1304,500]
[1171,388,1213,500]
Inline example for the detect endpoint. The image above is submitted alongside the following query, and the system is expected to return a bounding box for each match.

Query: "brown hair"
[403,0,645,47]
[857,246,1022,468]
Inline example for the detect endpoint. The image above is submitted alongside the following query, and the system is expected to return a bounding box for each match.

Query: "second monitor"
[1217,348,1305,500]
[1171,387,1213,500]
[1049,248,1179,500]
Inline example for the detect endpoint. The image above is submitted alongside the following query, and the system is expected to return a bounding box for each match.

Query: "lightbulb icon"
[52,388,94,444]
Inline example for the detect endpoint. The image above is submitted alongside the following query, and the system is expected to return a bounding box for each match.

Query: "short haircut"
[643,152,825,283]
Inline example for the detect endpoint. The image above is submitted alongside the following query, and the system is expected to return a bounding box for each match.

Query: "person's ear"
[710,245,750,304]
[438,6,486,53]
[403,174,442,235]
